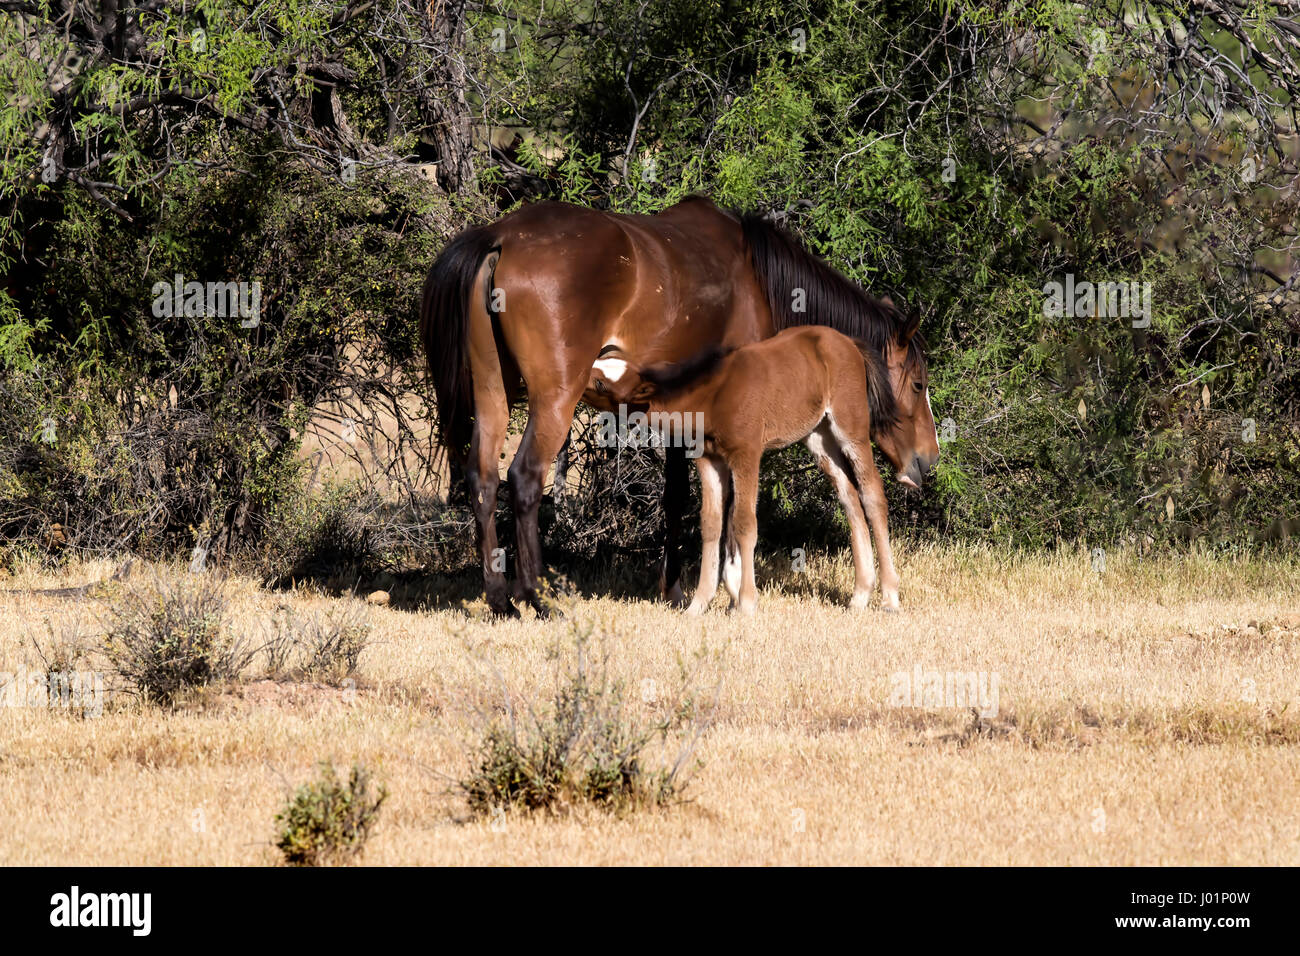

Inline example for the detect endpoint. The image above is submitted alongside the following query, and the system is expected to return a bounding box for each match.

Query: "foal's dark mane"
[852,336,900,434]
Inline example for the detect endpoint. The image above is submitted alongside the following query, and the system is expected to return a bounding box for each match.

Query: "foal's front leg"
[844,441,901,610]
[805,426,876,609]
[687,455,727,615]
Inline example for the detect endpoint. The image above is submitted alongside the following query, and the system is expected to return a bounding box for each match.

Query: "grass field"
[1,542,1298,865]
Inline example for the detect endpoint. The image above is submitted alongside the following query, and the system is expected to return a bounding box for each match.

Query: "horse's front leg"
[659,444,689,607]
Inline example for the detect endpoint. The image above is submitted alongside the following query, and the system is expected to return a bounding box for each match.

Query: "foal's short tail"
[631,345,731,400]
[419,226,501,457]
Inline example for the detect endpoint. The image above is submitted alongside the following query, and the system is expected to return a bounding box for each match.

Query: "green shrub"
[247,604,370,685]
[275,763,387,867]
[297,605,370,685]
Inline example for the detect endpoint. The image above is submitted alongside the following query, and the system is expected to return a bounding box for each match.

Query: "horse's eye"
[912,381,924,393]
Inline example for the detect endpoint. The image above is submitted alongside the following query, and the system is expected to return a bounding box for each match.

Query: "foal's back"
[706,326,871,455]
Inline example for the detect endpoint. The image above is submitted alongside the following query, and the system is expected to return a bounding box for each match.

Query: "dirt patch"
[806,700,1300,750]
[190,679,360,716]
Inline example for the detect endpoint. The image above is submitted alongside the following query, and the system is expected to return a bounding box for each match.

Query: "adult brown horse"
[420,195,938,617]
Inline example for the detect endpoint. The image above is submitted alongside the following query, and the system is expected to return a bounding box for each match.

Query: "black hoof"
[527,593,564,620]
[488,596,520,619]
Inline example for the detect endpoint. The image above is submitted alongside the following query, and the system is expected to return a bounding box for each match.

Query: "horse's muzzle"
[899,451,938,489]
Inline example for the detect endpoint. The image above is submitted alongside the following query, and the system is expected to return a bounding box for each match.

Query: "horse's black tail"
[419,225,501,459]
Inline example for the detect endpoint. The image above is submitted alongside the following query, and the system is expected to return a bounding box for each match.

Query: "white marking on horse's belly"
[593,358,628,381]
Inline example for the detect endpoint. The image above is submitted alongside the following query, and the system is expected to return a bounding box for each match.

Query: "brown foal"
[590,325,934,614]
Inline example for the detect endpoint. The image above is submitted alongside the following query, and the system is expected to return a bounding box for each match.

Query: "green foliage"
[261,483,380,589]
[2,139,447,558]
[2,0,1296,564]
[504,0,1299,549]
[2,1,456,561]
[275,762,387,867]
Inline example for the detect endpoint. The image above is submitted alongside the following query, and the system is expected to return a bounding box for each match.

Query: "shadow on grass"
[261,549,672,614]
[261,544,869,616]
[256,481,869,612]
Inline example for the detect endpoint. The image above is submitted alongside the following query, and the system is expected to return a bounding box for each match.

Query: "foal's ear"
[629,380,658,402]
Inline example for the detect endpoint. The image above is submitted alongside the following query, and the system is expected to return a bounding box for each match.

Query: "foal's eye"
[912,381,924,393]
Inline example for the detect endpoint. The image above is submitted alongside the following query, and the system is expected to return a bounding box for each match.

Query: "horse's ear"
[899,310,921,348]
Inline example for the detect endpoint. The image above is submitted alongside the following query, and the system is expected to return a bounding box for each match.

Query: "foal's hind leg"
[805,424,876,609]
[723,457,761,615]
[686,455,728,615]
[507,385,585,617]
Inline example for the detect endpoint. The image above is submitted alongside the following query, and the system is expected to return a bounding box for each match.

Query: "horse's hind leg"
[805,424,876,609]
[508,385,584,617]
[659,445,689,607]
[687,455,727,615]
[465,344,515,618]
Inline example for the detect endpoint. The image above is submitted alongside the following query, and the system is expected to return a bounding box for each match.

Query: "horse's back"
[490,198,758,383]
[491,195,733,244]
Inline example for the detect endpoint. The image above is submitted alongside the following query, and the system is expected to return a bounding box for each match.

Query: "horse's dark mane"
[738,212,926,377]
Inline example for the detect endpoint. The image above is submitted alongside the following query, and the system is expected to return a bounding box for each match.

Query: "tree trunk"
[422,0,477,194]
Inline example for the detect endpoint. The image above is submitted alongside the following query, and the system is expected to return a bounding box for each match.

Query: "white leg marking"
[722,546,741,601]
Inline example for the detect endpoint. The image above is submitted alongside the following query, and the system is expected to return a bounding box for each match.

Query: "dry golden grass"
[1,542,1298,865]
